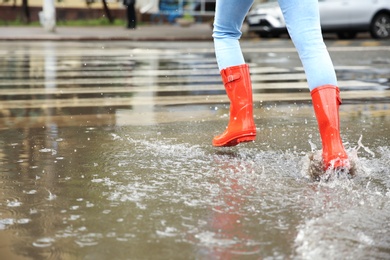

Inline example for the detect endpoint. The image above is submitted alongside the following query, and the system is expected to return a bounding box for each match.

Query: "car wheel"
[257,32,280,38]
[257,32,271,38]
[370,12,390,39]
[337,32,357,39]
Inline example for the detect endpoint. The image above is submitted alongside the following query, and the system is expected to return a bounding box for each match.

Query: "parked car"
[246,0,390,39]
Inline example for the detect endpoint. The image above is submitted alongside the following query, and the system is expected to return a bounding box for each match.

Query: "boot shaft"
[311,85,342,132]
[212,64,256,147]
[220,64,253,109]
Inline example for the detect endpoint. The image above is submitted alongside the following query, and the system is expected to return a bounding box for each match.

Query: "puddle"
[0,41,389,259]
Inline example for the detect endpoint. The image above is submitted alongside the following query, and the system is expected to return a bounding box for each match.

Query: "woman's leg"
[279,0,349,170]
[213,0,254,71]
[278,0,337,91]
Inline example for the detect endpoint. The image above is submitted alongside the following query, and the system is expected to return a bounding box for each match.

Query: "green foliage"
[57,18,125,26]
[0,18,131,26]
[0,18,40,26]
[182,13,194,21]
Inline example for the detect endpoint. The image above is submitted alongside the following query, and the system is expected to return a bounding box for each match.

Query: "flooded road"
[0,40,389,259]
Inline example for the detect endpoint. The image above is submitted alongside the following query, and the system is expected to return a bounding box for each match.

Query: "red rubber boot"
[311,85,350,170]
[212,64,256,147]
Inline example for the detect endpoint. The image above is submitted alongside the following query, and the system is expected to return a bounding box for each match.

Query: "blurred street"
[0,24,215,41]
[0,32,389,127]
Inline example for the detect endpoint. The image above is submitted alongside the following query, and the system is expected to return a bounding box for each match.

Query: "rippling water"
[0,103,389,259]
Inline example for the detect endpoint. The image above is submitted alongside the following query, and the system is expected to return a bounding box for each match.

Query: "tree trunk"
[102,0,114,24]
[21,0,30,23]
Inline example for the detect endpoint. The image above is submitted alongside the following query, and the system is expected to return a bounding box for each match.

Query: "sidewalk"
[0,23,238,41]
[0,23,255,41]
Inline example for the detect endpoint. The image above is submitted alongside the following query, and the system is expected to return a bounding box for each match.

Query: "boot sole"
[213,134,256,147]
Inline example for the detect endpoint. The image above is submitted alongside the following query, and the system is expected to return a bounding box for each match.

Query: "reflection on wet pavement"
[0,41,389,259]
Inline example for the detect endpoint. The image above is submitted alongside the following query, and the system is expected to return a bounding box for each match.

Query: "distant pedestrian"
[123,0,136,29]
[212,0,350,173]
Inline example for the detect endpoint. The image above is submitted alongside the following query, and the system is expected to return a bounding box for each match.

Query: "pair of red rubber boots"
[213,64,349,171]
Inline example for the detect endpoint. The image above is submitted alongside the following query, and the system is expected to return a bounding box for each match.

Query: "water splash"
[302,135,380,182]
[46,190,57,201]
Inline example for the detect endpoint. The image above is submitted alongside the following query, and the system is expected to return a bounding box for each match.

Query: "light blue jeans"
[212,0,338,91]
